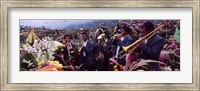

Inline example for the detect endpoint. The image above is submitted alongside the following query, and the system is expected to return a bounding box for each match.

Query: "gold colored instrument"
[119,21,180,59]
[109,21,180,66]
[66,42,73,56]
[78,46,83,52]
[112,34,121,40]
[111,24,165,59]
[122,25,165,52]
[76,40,83,55]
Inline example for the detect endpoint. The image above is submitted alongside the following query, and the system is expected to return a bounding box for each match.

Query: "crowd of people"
[20,20,180,71]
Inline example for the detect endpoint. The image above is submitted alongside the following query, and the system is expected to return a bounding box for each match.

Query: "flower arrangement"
[37,60,63,71]
[20,28,64,71]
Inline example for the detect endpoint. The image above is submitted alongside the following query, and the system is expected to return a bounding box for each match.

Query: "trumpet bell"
[122,46,129,52]
[122,39,139,52]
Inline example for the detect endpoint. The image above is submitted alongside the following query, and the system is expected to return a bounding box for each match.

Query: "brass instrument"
[122,25,165,52]
[109,26,118,37]
[78,45,83,52]
[66,42,73,56]
[111,24,165,59]
[76,40,83,55]
[119,21,180,59]
[112,34,121,40]
[109,20,121,38]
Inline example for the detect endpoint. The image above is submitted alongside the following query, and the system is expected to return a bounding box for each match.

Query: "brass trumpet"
[112,34,121,40]
[120,21,180,59]
[78,46,83,52]
[65,41,75,56]
[75,40,83,55]
[122,20,180,53]
[112,24,165,59]
[122,25,165,52]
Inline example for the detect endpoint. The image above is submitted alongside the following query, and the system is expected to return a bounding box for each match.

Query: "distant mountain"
[64,20,119,29]
[20,20,162,30]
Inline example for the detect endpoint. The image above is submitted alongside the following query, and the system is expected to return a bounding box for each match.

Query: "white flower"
[36,57,39,62]
[22,45,28,51]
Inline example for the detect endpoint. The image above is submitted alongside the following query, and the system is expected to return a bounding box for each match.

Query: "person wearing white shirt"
[79,32,96,71]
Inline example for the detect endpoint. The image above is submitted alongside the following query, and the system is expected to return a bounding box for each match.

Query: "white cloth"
[120,35,129,41]
[115,35,128,58]
[139,37,148,44]
[145,39,148,44]
[120,37,125,41]
[82,40,88,57]
[105,39,108,43]
[115,46,120,58]
[83,40,88,47]
[83,52,86,57]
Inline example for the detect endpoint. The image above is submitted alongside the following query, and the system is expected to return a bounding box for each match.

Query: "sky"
[20,20,93,29]
[19,20,164,29]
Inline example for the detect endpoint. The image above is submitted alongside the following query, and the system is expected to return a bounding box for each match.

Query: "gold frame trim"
[0,0,199,90]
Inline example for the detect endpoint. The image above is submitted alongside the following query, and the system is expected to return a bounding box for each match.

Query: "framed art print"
[0,0,199,91]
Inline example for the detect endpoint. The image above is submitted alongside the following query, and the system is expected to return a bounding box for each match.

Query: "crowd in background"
[20,20,180,71]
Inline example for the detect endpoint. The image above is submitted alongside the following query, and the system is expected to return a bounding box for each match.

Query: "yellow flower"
[51,68,58,71]
[53,61,59,64]
[113,65,118,69]
[38,60,44,66]
[48,60,63,68]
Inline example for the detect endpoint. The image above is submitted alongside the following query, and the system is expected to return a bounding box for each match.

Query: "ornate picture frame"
[0,0,199,90]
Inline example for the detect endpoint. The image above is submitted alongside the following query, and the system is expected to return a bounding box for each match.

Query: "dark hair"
[81,32,88,36]
[141,21,155,31]
[121,25,131,34]
[64,34,72,39]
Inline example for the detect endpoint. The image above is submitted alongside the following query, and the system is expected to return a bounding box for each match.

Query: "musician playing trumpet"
[62,34,78,62]
[136,21,165,71]
[78,32,96,71]
[112,24,135,66]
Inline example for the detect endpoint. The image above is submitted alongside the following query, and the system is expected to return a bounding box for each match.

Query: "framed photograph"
[1,0,199,90]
